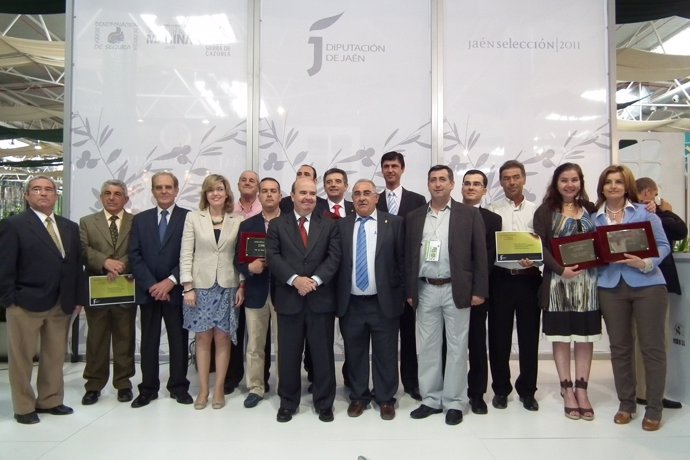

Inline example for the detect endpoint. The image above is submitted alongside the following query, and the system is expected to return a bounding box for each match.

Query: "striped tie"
[355,216,371,291]
[387,192,398,215]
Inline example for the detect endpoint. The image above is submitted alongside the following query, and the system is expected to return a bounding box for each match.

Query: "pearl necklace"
[211,216,225,225]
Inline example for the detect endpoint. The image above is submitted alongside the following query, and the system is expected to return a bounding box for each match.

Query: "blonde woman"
[180,174,244,409]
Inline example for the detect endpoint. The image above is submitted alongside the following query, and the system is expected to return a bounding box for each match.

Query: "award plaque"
[495,231,543,262]
[596,222,659,262]
[238,232,266,263]
[89,274,135,306]
[550,232,602,269]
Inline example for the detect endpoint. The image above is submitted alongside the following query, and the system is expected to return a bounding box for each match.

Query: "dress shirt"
[31,208,64,255]
[385,185,403,215]
[157,204,178,284]
[327,199,346,218]
[104,209,125,233]
[351,210,378,295]
[488,196,537,269]
[286,212,323,287]
[418,202,451,279]
[234,198,262,219]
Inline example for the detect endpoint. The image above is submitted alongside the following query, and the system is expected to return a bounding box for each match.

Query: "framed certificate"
[596,221,659,262]
[89,274,135,306]
[238,232,266,263]
[495,231,543,262]
[550,232,602,269]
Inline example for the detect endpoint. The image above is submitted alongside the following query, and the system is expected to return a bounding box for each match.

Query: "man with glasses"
[0,176,84,424]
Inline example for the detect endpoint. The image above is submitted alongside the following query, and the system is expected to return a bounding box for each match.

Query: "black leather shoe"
[14,412,39,424]
[470,397,488,415]
[276,407,296,422]
[410,404,443,419]
[223,383,238,395]
[405,387,422,401]
[318,408,334,422]
[171,392,193,405]
[519,396,539,411]
[492,394,508,409]
[243,393,262,408]
[117,389,133,402]
[663,398,682,409]
[35,404,74,415]
[131,393,158,408]
[445,409,463,425]
[82,390,100,405]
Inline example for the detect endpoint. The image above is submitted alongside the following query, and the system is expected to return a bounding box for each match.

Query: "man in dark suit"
[406,165,488,426]
[376,150,426,401]
[79,179,136,405]
[279,164,329,216]
[337,179,404,420]
[266,178,341,423]
[0,175,84,424]
[129,172,193,408]
[323,167,355,219]
[460,170,502,414]
[234,177,281,408]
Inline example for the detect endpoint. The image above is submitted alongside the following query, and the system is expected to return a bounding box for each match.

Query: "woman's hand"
[561,265,580,279]
[613,253,646,270]
[183,290,196,307]
[234,286,245,308]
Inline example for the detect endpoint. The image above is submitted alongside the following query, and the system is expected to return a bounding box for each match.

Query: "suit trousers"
[138,301,189,396]
[399,303,419,390]
[6,304,71,415]
[277,308,335,412]
[633,298,671,400]
[83,304,136,392]
[467,302,489,398]
[488,271,541,398]
[245,297,277,396]
[341,295,399,405]
[417,283,470,412]
[599,282,667,420]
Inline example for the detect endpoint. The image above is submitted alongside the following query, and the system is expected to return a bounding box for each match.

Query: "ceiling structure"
[0,1,689,177]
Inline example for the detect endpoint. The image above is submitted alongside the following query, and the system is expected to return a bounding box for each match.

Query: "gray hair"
[100,179,129,198]
[24,175,58,194]
[353,178,377,189]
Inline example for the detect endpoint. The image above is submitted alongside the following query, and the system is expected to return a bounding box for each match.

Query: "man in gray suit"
[405,165,488,425]
[336,179,404,421]
[79,179,136,405]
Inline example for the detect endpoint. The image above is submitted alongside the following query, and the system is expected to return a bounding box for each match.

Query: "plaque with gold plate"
[238,232,266,263]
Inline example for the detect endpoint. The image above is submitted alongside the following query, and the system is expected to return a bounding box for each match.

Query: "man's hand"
[149,278,175,301]
[248,258,266,275]
[658,198,673,212]
[518,258,535,268]
[293,276,317,296]
[103,259,125,279]
[470,296,484,306]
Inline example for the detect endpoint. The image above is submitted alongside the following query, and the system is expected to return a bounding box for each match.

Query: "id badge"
[424,240,441,262]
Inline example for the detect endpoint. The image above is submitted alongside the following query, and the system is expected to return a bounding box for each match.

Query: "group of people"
[0,152,684,432]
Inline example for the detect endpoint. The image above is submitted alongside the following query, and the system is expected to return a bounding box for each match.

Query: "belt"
[350,294,377,300]
[495,266,541,276]
[419,277,452,286]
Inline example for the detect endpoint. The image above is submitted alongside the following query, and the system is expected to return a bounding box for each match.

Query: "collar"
[104,209,125,221]
[356,210,378,221]
[596,199,634,217]
[327,199,345,209]
[385,185,403,197]
[294,211,312,221]
[427,200,452,214]
[157,204,176,215]
[31,208,54,222]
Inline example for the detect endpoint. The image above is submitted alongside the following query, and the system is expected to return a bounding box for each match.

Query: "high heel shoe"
[194,394,209,410]
[212,395,225,410]
[575,378,594,421]
[560,379,580,420]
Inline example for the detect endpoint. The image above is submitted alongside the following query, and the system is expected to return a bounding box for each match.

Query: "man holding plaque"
[79,179,135,406]
[267,178,341,423]
[235,177,281,409]
[406,165,488,425]
[487,160,542,412]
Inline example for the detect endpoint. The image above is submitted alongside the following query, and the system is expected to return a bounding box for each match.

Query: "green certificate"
[89,274,136,306]
[495,231,543,262]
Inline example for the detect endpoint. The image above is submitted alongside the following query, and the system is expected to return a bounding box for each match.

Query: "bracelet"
[182,288,194,294]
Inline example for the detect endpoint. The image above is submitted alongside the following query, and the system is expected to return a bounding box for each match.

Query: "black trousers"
[138,301,189,396]
[399,303,419,390]
[488,271,541,398]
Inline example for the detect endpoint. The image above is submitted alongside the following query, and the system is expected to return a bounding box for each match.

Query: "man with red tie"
[323,168,354,219]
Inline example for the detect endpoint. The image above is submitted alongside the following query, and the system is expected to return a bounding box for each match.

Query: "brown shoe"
[613,411,635,424]
[642,417,661,431]
[347,401,367,417]
[380,403,396,420]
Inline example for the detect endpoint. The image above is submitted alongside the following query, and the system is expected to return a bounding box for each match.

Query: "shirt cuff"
[168,275,177,284]
[639,258,654,274]
[287,274,298,286]
[311,275,323,286]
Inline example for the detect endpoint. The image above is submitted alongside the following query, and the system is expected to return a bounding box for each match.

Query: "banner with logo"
[70,0,248,216]
[443,0,610,204]
[260,0,432,197]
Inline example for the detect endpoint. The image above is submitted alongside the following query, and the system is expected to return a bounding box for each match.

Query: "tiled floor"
[1,359,688,460]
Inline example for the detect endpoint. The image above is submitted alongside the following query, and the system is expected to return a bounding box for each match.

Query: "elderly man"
[79,179,136,405]
[0,175,84,424]
[234,170,262,219]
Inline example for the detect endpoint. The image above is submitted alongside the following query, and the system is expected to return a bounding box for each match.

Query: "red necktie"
[332,204,341,219]
[298,216,308,247]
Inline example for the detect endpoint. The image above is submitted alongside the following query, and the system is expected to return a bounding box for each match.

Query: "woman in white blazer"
[180,174,244,410]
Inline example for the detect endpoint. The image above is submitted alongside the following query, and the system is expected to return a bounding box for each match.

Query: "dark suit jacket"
[478,207,502,275]
[280,195,329,216]
[657,209,688,294]
[377,187,426,218]
[405,199,488,309]
[266,211,341,315]
[80,210,133,276]
[129,205,189,306]
[0,209,84,313]
[336,211,405,319]
[234,213,272,308]
[322,199,355,219]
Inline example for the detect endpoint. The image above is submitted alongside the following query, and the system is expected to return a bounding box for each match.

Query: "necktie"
[159,209,168,243]
[355,216,371,291]
[44,216,63,254]
[109,215,119,247]
[387,192,398,215]
[298,216,308,247]
[332,204,341,219]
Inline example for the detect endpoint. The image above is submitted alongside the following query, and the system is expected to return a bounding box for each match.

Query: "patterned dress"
[543,211,601,342]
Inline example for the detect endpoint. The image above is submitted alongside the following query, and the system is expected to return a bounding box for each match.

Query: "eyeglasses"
[462,181,485,188]
[352,191,376,197]
[29,187,56,194]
